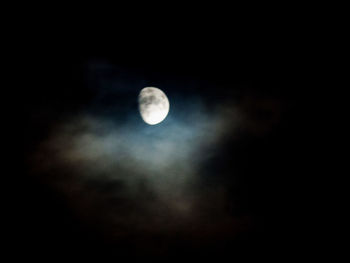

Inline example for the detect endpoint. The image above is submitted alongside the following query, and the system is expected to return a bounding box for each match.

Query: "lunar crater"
[139,87,170,125]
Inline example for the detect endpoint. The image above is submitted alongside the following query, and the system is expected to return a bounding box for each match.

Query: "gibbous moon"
[138,87,170,125]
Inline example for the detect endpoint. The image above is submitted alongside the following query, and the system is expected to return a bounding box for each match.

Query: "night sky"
[14,29,303,260]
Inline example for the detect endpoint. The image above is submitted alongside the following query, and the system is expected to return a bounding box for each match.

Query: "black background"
[12,15,306,261]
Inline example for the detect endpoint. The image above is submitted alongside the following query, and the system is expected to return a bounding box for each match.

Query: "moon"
[138,87,170,125]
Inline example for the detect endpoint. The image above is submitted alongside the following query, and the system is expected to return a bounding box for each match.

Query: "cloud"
[28,61,285,252]
[30,96,248,249]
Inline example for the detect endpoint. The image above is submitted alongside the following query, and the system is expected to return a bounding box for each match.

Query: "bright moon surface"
[138,87,170,125]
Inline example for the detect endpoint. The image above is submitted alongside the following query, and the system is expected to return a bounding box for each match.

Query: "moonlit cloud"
[31,94,246,245]
[28,61,283,252]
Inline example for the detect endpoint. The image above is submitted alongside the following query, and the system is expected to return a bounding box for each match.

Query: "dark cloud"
[31,90,244,241]
[21,59,296,259]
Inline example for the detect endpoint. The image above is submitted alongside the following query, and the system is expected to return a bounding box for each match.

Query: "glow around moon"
[138,87,170,125]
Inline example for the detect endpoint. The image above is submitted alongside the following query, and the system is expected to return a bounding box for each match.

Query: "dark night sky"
[12,22,306,260]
